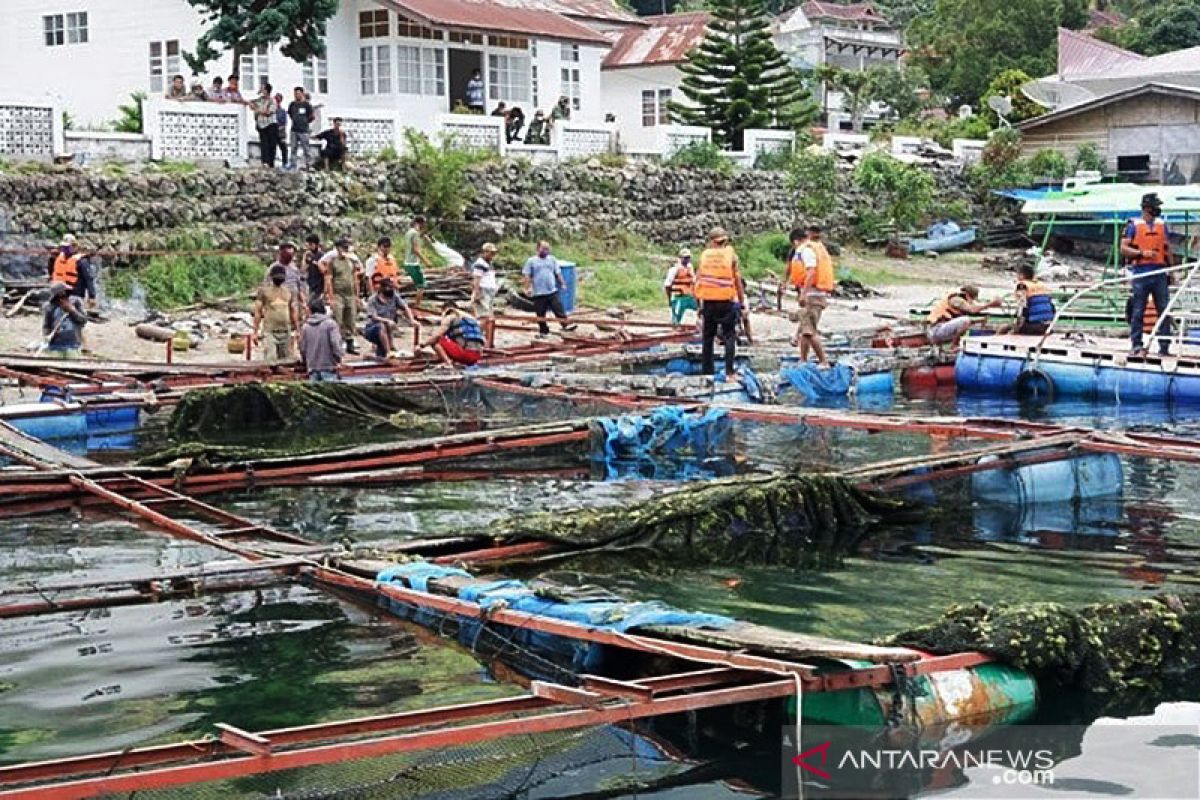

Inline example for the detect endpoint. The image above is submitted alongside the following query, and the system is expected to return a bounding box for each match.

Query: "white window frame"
[359,9,390,39]
[560,66,581,112]
[657,88,671,125]
[489,52,532,103]
[421,47,445,97]
[360,44,392,95]
[67,12,88,44]
[303,56,329,95]
[149,40,181,94]
[239,44,270,91]
[560,43,579,63]
[640,89,672,127]
[43,15,64,47]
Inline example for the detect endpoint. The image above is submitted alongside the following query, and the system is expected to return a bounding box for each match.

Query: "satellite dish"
[957,104,974,119]
[988,95,1013,116]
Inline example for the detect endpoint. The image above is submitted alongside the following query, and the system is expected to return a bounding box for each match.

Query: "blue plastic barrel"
[558,261,577,314]
[972,453,1123,505]
[854,370,895,395]
[9,413,88,442]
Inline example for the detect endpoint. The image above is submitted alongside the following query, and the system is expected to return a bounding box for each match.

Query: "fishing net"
[169,383,442,437]
[490,472,904,569]
[883,593,1200,693]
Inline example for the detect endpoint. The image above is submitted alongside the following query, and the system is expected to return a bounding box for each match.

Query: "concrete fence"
[0,101,64,159]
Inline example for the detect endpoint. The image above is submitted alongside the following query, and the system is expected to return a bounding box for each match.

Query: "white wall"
[600,64,681,152]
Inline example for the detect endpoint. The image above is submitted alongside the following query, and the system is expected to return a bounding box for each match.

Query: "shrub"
[377,144,399,162]
[753,147,794,171]
[1074,142,1105,173]
[665,141,734,175]
[113,92,146,134]
[399,129,494,222]
[739,233,794,281]
[1026,149,1069,180]
[107,233,263,310]
[853,151,934,234]
[786,150,839,219]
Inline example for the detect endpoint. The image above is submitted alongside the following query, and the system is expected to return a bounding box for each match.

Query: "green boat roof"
[1023,183,1200,215]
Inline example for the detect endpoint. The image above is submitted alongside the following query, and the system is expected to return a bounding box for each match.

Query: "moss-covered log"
[168,382,440,437]
[491,472,904,569]
[883,595,1200,693]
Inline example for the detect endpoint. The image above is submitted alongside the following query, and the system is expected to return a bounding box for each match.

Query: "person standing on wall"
[274,92,289,168]
[694,227,748,377]
[465,69,485,114]
[1121,193,1173,357]
[287,87,315,171]
[319,236,364,355]
[402,216,434,308]
[249,83,280,167]
[522,241,578,339]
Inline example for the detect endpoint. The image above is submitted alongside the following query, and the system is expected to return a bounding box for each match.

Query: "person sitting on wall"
[165,74,188,100]
[315,118,347,171]
[525,111,550,146]
[186,81,208,101]
[506,107,526,143]
[208,76,227,102]
[925,285,1001,349]
[491,101,507,118]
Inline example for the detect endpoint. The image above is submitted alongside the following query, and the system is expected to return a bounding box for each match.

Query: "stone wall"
[0,158,986,259]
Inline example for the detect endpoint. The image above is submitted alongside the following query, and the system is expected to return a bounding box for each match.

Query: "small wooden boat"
[909,225,977,254]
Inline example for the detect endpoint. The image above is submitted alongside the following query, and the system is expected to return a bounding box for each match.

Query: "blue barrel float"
[972,453,1123,504]
[558,261,578,314]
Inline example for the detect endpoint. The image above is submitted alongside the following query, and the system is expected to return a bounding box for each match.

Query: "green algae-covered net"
[883,594,1200,693]
[491,472,905,568]
[168,382,440,437]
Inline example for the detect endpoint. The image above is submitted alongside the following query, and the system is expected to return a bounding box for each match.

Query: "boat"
[0,398,142,441]
[909,224,977,254]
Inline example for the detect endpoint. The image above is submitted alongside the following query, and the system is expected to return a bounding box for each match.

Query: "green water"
[5,391,1200,797]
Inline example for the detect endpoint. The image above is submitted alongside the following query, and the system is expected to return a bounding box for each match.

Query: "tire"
[506,291,536,313]
[1015,368,1055,402]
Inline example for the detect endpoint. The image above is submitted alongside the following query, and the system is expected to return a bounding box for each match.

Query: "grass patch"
[107,233,263,310]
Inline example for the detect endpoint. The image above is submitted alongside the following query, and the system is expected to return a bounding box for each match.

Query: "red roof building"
[602,12,710,70]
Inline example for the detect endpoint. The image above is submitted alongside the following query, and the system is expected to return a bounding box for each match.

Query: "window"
[641,88,672,127]
[149,40,181,93]
[531,65,539,109]
[421,48,445,96]
[449,31,483,45]
[396,45,444,96]
[44,12,87,46]
[359,9,390,39]
[489,35,528,49]
[239,44,270,91]
[488,53,531,102]
[1117,154,1150,174]
[360,45,392,94]
[396,14,442,40]
[561,43,579,63]
[396,45,421,95]
[303,56,329,95]
[560,67,581,111]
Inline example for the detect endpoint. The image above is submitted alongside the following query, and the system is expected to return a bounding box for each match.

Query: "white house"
[774,1,904,129]
[0,0,622,131]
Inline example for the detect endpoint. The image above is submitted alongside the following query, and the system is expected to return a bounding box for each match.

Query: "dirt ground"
[0,247,1015,366]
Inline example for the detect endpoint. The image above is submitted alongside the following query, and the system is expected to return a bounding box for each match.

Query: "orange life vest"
[669,263,695,296]
[927,292,966,325]
[52,253,80,287]
[806,242,836,292]
[1128,217,1169,266]
[694,246,737,302]
[369,253,400,289]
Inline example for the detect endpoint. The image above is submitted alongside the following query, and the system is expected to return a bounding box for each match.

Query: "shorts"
[928,316,974,344]
[363,321,390,356]
[798,295,827,337]
[438,336,482,366]
[670,294,698,324]
[473,289,497,318]
[404,263,427,290]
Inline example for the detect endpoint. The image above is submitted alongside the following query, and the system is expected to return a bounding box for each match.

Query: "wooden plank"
[643,620,921,664]
[0,420,97,470]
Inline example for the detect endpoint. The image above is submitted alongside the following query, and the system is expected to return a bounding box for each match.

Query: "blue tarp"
[777,363,856,402]
[595,405,732,460]
[378,562,470,593]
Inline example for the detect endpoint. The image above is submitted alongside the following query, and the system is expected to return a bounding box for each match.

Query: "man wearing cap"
[265,241,303,302]
[471,243,500,347]
[663,247,698,327]
[41,283,88,360]
[48,234,97,310]
[252,264,300,364]
[694,227,748,377]
[319,236,364,354]
[1121,193,1173,356]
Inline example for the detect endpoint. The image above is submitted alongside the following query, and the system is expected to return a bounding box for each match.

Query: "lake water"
[3,387,1200,798]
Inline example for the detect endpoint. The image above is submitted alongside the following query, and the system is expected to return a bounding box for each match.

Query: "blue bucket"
[558,261,577,314]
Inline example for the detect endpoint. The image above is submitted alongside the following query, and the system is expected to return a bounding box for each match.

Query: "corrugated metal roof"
[378,0,612,44]
[801,1,885,23]
[1057,27,1144,79]
[1019,82,1200,132]
[601,12,710,69]
[494,0,641,25]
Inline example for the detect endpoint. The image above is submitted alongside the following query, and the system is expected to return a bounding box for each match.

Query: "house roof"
[1056,27,1144,79]
[801,1,885,23]
[1018,82,1200,131]
[377,0,611,44]
[494,0,641,25]
[602,12,709,69]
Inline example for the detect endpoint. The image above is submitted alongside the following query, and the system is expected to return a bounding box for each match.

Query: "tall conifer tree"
[183,0,338,77]
[671,0,812,149]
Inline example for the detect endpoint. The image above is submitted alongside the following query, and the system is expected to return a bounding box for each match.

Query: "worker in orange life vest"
[694,226,748,377]
[663,247,698,327]
[795,225,836,367]
[1120,192,1172,356]
[926,285,1001,349]
[47,234,97,309]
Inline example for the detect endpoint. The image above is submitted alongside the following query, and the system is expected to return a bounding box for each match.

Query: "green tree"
[183,0,338,77]
[1073,142,1106,173]
[908,0,1088,107]
[672,0,813,149]
[1027,149,1069,180]
[1121,2,1200,55]
[853,152,935,237]
[815,65,872,131]
[980,69,1044,125]
[864,64,930,121]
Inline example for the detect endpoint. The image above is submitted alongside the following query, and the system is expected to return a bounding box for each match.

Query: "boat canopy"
[1022,184,1200,217]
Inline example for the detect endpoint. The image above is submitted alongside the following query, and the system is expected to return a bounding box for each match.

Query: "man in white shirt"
[471,242,500,347]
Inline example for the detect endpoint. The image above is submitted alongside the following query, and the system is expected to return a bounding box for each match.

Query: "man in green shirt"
[319,235,364,355]
[403,215,434,308]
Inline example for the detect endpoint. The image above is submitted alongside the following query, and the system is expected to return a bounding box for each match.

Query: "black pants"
[258,123,279,167]
[701,301,739,376]
[533,293,566,334]
[278,132,289,166]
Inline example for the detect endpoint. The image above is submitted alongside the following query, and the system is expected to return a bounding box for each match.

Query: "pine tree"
[671,0,813,149]
[183,0,339,77]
